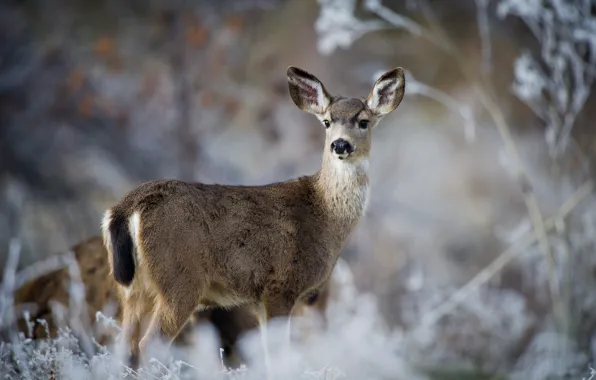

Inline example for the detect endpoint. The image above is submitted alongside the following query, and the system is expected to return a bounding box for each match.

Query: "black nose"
[331,138,353,155]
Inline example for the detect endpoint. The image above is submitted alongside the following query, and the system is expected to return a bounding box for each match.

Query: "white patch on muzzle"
[333,151,350,160]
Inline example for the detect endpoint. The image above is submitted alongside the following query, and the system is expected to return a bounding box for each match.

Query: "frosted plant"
[509,331,588,380]
[316,0,393,55]
[583,366,596,380]
[498,0,596,157]
[0,239,21,334]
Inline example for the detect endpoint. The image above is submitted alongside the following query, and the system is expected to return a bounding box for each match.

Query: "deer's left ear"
[367,67,405,117]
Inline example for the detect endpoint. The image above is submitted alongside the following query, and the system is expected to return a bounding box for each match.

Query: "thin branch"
[553,215,572,335]
[0,239,21,332]
[63,250,94,357]
[364,0,424,36]
[170,12,195,181]
[415,180,593,330]
[404,70,476,142]
[364,1,448,50]
[475,0,493,76]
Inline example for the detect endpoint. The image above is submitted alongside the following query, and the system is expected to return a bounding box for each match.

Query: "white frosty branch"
[316,0,391,55]
[475,0,493,76]
[498,0,596,157]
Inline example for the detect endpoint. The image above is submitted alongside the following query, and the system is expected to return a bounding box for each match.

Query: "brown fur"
[8,236,333,367]
[102,66,405,364]
[11,236,118,345]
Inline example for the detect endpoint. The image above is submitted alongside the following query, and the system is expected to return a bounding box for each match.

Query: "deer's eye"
[306,292,319,305]
[323,120,331,128]
[359,120,369,129]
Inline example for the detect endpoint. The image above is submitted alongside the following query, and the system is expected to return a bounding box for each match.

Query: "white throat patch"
[329,158,371,215]
[331,158,369,176]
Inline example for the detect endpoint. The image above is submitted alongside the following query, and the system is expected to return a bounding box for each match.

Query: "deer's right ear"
[287,66,331,115]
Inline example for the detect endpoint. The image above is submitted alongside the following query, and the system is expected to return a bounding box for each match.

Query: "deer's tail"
[102,208,135,286]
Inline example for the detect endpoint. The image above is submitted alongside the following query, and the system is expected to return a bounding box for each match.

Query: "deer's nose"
[331,139,353,155]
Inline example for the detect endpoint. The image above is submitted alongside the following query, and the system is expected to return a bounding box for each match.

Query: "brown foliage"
[94,35,115,59]
[77,94,94,117]
[66,68,86,93]
[139,72,161,102]
[186,24,208,47]
[201,91,215,107]
[225,15,244,32]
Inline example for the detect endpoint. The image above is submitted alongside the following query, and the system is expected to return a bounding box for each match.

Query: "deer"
[8,236,119,350]
[101,65,406,370]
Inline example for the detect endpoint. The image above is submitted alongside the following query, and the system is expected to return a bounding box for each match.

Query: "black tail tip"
[109,212,135,286]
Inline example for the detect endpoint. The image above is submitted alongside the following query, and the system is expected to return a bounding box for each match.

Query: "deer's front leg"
[256,291,296,380]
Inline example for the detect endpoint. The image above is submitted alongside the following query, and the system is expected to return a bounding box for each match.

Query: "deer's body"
[102,66,405,366]
[107,162,365,307]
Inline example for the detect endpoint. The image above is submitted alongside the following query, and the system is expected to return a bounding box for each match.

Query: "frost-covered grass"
[0,304,420,380]
[0,243,424,380]
[0,323,250,380]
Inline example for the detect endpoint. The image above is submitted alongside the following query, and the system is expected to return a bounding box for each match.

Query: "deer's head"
[287,66,405,163]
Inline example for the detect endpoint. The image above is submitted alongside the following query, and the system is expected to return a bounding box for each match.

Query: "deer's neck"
[315,153,370,226]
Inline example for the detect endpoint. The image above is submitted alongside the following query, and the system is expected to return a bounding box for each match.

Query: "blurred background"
[1,0,596,378]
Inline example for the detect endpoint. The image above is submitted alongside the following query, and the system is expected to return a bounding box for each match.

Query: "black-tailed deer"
[9,236,119,349]
[101,66,405,368]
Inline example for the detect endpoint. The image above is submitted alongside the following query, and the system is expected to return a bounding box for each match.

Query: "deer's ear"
[287,66,331,115]
[367,67,405,117]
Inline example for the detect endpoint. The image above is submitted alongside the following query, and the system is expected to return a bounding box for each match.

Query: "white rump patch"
[128,212,142,266]
[123,286,132,298]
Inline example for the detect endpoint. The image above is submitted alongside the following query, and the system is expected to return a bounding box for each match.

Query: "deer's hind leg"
[137,275,205,365]
[117,294,147,369]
